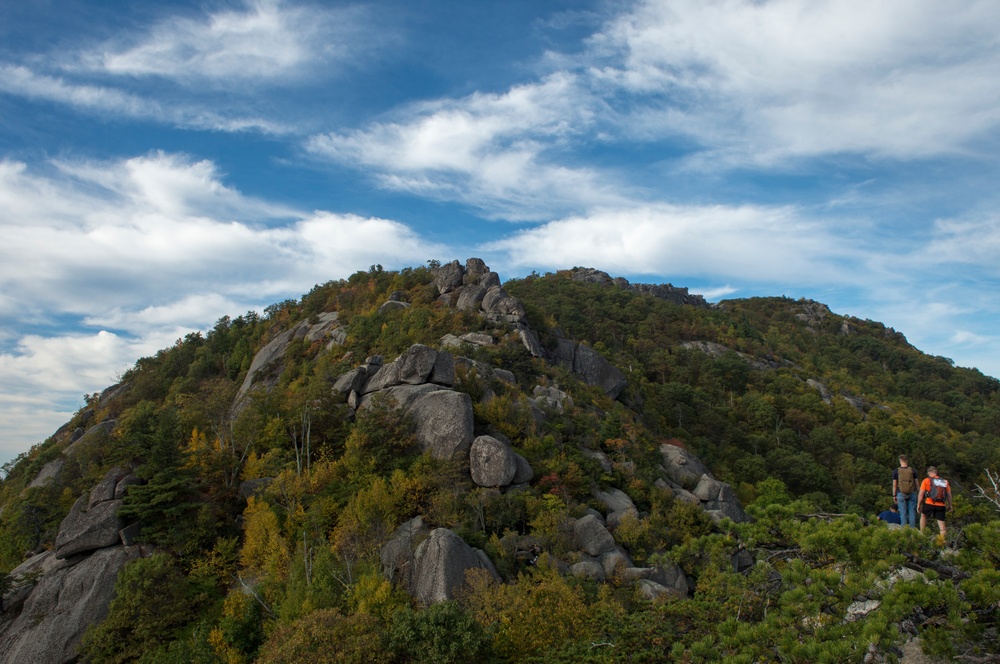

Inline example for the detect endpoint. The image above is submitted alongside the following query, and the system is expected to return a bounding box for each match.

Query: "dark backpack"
[897,467,916,495]
[929,478,948,502]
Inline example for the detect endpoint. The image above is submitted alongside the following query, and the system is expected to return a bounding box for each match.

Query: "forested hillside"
[1,260,999,663]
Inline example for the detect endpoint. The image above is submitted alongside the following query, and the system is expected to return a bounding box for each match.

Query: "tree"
[80,554,195,663]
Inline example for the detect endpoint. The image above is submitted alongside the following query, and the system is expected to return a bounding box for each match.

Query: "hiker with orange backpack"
[917,466,953,539]
[892,454,919,528]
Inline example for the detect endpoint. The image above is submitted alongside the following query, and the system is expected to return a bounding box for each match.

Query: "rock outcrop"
[568,267,709,308]
[1,468,145,664]
[54,468,132,559]
[235,312,343,406]
[381,516,431,585]
[409,528,500,604]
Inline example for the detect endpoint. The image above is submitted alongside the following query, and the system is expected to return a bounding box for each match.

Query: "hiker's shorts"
[922,503,946,521]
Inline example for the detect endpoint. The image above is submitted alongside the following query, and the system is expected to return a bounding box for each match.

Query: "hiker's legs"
[936,519,946,538]
[919,511,927,532]
[897,492,917,528]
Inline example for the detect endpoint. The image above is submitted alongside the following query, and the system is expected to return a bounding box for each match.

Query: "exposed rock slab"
[27,459,65,489]
[0,546,133,664]
[551,339,626,398]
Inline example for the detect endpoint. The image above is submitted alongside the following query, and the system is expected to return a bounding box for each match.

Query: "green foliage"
[390,601,496,663]
[81,553,204,664]
[255,609,392,664]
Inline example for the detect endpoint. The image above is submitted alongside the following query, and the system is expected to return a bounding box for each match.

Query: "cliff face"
[2,259,998,662]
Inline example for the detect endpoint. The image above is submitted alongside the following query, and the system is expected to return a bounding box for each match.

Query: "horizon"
[3,0,1000,464]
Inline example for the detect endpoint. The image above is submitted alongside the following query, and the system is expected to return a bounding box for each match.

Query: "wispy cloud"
[308,73,631,220]
[84,0,374,85]
[0,64,287,133]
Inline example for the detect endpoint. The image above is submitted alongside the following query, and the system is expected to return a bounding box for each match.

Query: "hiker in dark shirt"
[877,504,901,525]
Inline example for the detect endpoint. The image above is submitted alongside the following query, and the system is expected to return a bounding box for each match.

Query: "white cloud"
[0,331,149,462]
[588,0,1000,163]
[308,73,630,220]
[0,152,446,462]
[698,285,738,302]
[0,64,286,133]
[486,204,863,285]
[921,216,1000,274]
[84,0,373,85]
[0,153,445,323]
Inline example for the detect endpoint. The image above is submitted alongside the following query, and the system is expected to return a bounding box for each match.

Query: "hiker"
[917,466,953,539]
[877,504,901,525]
[892,454,918,528]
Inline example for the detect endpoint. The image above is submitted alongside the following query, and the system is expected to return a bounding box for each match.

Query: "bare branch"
[973,468,1000,513]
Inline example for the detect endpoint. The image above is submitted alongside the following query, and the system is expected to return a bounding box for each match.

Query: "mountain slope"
[1,259,998,663]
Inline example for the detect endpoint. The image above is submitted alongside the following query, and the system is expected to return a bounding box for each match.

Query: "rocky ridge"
[1,258,743,659]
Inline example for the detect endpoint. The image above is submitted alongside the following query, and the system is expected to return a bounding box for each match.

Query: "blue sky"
[2,0,1000,465]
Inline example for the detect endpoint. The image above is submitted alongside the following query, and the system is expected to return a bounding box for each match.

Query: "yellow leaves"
[461,567,594,659]
[209,592,258,664]
[331,476,401,562]
[347,571,408,624]
[474,393,535,441]
[240,496,290,582]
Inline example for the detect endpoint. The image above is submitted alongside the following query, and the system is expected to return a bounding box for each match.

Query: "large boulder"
[88,468,129,507]
[551,340,626,398]
[410,529,500,604]
[332,367,368,396]
[693,475,749,523]
[456,286,487,312]
[570,559,606,582]
[434,260,466,294]
[409,390,475,459]
[54,495,123,559]
[574,514,617,557]
[481,287,527,325]
[594,488,636,515]
[572,344,627,399]
[512,453,534,484]
[600,547,634,577]
[660,443,712,491]
[362,345,455,394]
[533,385,573,413]
[0,546,133,664]
[470,436,517,487]
[358,384,472,459]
